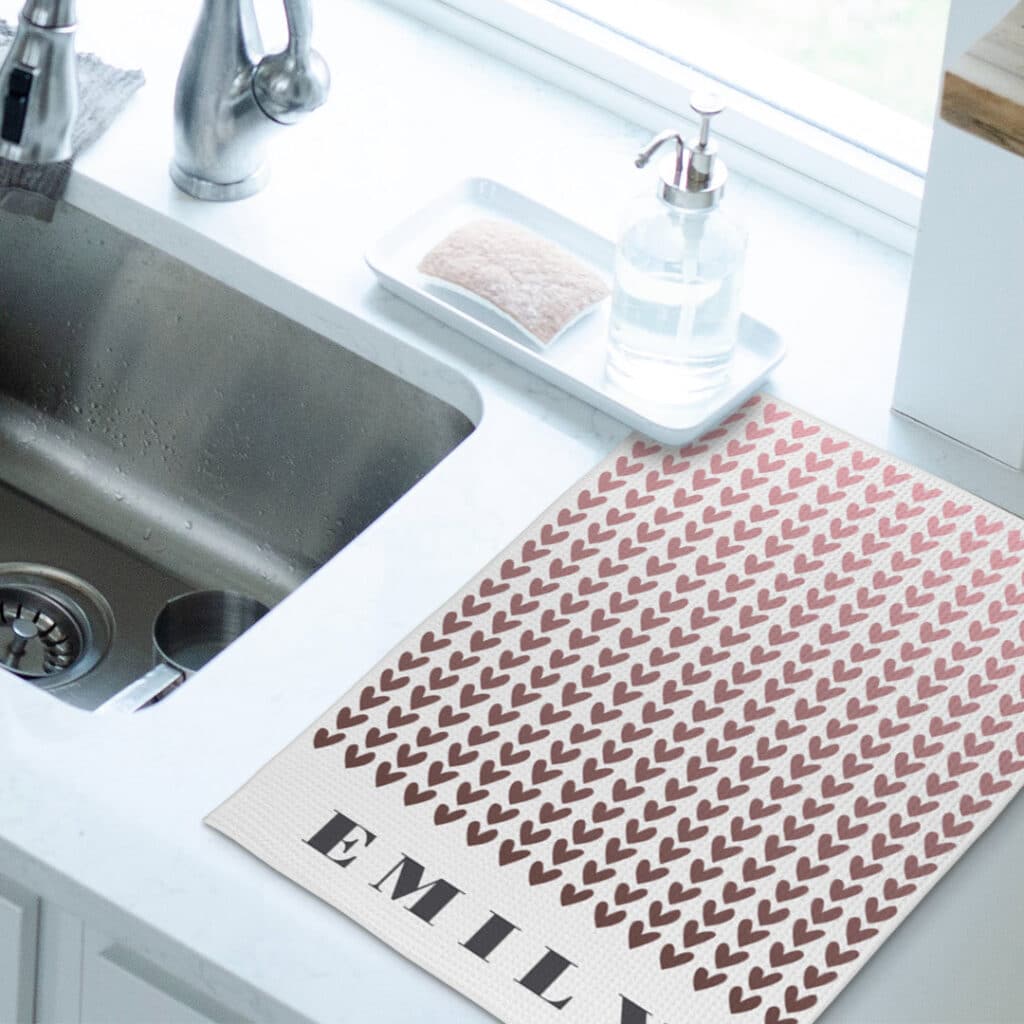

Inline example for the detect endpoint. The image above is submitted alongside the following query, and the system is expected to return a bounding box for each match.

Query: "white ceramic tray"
[366,178,786,445]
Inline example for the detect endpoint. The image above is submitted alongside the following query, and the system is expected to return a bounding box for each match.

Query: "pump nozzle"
[634,93,730,211]
[635,129,686,186]
[686,93,725,191]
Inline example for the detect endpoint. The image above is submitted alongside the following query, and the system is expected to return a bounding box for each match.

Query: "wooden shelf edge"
[942,69,1024,156]
[941,1,1024,157]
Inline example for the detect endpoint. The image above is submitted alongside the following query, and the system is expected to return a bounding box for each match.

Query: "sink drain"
[0,564,113,688]
[1,584,84,676]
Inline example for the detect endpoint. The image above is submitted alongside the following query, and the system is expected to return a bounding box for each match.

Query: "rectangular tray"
[366,178,785,445]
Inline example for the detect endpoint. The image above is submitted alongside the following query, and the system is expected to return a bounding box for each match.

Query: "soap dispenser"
[607,95,747,403]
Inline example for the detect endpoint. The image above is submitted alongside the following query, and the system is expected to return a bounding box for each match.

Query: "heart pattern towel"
[208,395,1024,1024]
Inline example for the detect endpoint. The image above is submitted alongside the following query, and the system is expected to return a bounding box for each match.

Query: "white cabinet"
[0,873,250,1024]
[79,928,247,1024]
[0,873,39,1024]
[34,902,84,1024]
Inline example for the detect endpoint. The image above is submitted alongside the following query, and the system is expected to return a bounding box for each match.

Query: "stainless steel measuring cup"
[98,590,269,713]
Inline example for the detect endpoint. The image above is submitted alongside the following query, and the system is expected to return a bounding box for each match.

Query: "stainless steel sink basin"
[0,204,474,709]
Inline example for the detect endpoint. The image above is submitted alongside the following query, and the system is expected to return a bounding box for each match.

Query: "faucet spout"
[170,0,330,201]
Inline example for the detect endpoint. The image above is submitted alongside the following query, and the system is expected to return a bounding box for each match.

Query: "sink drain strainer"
[0,565,113,688]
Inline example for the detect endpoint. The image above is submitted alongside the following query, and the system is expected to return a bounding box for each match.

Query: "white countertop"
[3,2,1024,1022]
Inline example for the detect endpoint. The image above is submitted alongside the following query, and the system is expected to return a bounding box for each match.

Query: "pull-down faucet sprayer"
[0,0,78,164]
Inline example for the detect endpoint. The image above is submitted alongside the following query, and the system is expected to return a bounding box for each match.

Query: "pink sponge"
[418,219,609,347]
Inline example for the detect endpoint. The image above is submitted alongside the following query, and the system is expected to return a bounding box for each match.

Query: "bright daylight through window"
[554,0,951,172]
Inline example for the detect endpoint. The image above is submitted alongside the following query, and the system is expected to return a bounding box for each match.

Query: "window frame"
[380,0,942,252]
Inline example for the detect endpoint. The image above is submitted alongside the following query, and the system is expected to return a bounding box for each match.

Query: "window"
[394,0,956,247]
[553,0,950,171]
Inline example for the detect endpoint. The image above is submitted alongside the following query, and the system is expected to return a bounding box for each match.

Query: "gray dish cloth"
[0,20,144,221]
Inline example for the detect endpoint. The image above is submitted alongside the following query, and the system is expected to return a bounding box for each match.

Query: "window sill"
[380,0,927,253]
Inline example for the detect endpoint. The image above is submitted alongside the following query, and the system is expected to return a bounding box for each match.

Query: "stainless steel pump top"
[171,0,331,201]
[0,0,330,201]
[635,93,729,211]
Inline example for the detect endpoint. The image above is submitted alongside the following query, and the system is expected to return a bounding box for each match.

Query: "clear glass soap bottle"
[607,95,747,404]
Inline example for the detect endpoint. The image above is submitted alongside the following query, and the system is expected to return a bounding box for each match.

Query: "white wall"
[894,0,1024,468]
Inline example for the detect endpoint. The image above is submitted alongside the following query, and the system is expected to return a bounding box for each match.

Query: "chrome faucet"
[171,0,330,200]
[0,0,330,201]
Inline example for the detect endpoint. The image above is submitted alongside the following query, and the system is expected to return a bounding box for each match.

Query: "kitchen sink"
[0,204,474,710]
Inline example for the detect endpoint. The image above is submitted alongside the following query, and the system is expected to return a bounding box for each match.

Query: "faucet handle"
[252,0,330,125]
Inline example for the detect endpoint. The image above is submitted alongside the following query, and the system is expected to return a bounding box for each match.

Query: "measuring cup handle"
[96,663,185,714]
